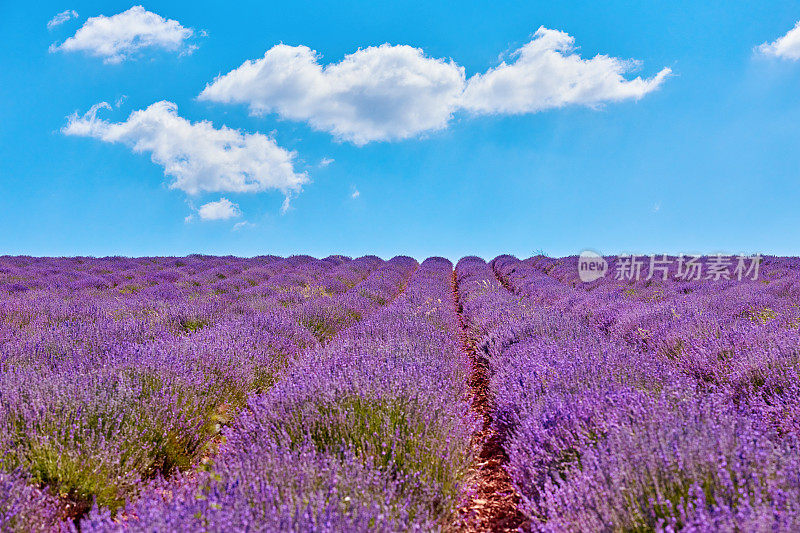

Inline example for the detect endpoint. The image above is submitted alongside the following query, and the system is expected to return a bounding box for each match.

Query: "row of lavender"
[499,255,800,432]
[6,252,798,531]
[0,254,421,530]
[81,257,475,531]
[0,254,375,371]
[474,255,800,531]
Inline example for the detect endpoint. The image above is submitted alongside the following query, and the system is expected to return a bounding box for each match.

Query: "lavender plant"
[81,257,476,531]
[4,252,800,531]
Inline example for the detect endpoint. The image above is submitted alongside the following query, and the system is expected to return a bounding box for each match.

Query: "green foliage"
[300,309,362,343]
[118,284,140,294]
[179,318,208,333]
[0,363,257,515]
[359,290,388,306]
[279,395,469,516]
[748,306,778,325]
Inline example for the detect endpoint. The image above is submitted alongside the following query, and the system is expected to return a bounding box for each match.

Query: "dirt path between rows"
[450,270,525,532]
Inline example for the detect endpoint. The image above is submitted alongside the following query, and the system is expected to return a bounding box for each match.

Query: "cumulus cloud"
[50,6,195,63]
[198,198,241,220]
[461,27,671,114]
[758,21,800,60]
[199,43,466,145]
[47,9,78,30]
[198,28,668,144]
[62,101,308,199]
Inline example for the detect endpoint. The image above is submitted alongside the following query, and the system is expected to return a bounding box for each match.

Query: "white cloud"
[351,186,360,199]
[758,21,800,60]
[461,27,671,114]
[50,6,195,63]
[198,29,668,144]
[47,9,78,30]
[198,198,241,221]
[280,196,293,214]
[319,157,334,167]
[232,220,255,231]
[199,43,466,145]
[62,101,308,198]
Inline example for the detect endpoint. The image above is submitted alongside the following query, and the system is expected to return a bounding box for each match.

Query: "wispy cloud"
[47,9,78,30]
[50,6,196,63]
[232,220,256,231]
[319,157,334,167]
[199,28,669,144]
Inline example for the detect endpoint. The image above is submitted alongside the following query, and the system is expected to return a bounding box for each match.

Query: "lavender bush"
[476,255,800,531]
[3,253,800,531]
[81,257,476,531]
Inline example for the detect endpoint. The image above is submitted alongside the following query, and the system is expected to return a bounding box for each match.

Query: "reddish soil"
[451,271,525,532]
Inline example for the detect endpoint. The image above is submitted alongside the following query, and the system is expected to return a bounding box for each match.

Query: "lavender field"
[2,254,800,532]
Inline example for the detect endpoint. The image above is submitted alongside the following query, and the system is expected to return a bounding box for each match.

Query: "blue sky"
[2,1,800,259]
